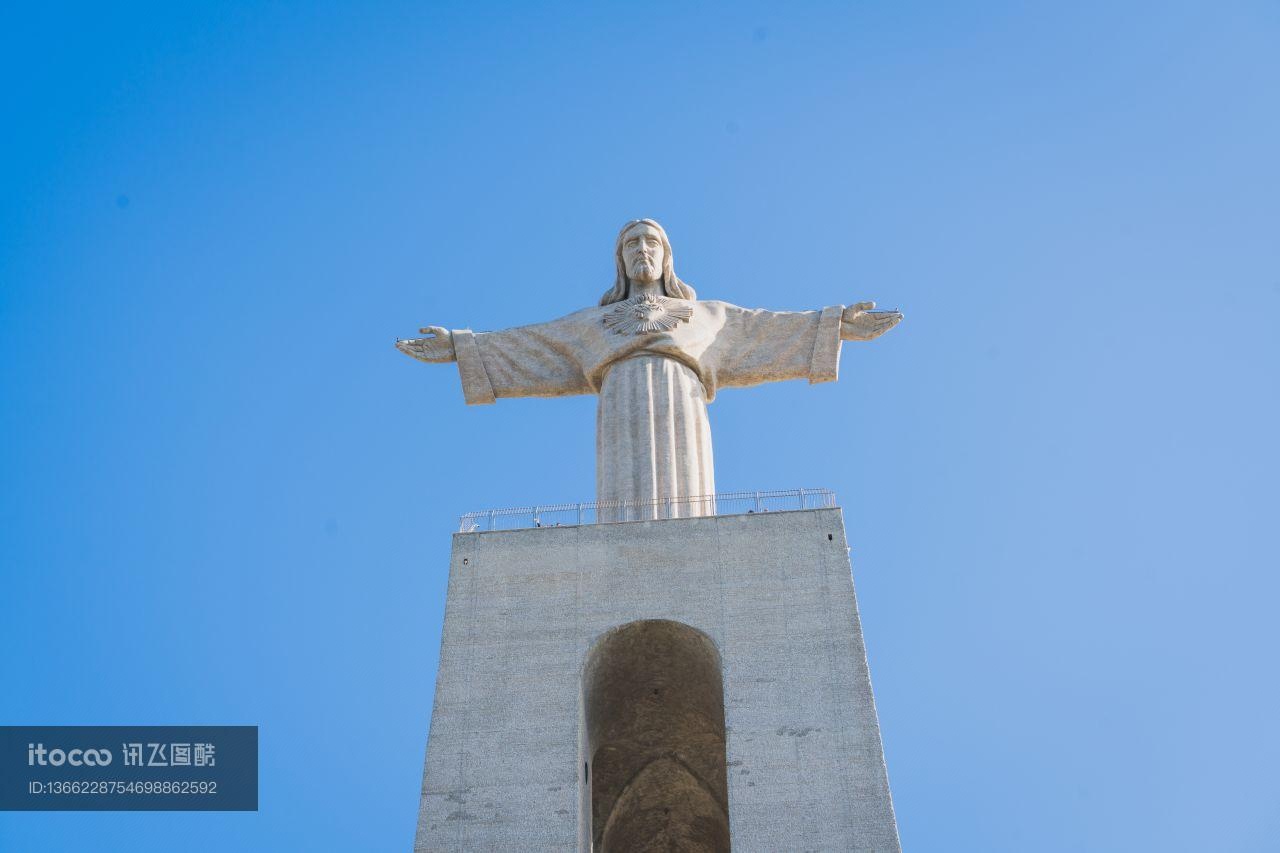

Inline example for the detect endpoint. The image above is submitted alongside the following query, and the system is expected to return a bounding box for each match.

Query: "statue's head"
[600,219,697,305]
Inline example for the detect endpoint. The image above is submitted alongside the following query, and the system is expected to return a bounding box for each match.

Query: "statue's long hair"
[599,219,697,305]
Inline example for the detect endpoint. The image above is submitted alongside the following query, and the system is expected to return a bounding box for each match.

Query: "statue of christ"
[396,219,901,519]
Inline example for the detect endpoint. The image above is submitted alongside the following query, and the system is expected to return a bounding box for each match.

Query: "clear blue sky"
[2,2,1277,850]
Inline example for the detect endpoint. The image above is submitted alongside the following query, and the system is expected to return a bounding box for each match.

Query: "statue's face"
[621,223,665,283]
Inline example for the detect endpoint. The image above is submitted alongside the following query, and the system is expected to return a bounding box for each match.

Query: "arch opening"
[583,619,730,852]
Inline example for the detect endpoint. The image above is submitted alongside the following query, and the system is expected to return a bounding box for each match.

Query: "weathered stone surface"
[414,508,900,852]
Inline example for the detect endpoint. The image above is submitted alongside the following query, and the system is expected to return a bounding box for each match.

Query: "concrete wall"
[414,507,900,852]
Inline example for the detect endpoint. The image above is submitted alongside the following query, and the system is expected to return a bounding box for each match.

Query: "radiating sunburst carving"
[603,294,694,336]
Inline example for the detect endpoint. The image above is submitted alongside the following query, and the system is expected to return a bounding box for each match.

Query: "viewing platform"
[457,487,837,532]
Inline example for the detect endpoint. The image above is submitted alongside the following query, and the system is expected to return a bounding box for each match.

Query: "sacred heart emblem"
[603,294,695,335]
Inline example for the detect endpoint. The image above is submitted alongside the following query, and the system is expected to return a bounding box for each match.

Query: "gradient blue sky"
[2,2,1278,851]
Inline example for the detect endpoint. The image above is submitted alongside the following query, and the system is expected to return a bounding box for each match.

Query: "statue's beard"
[628,259,659,283]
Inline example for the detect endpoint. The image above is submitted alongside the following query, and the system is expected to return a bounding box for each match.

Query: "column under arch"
[582,619,730,852]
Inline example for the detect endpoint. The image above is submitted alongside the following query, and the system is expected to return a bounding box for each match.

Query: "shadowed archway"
[583,619,730,852]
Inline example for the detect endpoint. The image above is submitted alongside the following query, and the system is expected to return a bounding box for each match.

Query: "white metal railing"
[457,488,836,532]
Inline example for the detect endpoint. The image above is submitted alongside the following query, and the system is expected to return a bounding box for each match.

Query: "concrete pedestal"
[415,507,900,852]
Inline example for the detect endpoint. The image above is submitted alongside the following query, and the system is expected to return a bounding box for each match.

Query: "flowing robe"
[451,298,846,519]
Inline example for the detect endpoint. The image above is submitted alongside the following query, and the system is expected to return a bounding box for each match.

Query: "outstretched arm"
[395,317,592,405]
[707,299,902,394]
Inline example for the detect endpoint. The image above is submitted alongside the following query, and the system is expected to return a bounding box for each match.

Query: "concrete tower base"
[414,507,900,852]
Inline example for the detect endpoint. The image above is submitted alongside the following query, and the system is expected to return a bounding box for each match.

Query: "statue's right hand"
[396,326,456,363]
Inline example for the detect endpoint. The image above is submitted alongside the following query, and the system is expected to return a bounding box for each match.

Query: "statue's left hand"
[840,302,902,342]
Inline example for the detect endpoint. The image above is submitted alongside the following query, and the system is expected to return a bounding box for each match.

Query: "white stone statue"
[396,219,901,519]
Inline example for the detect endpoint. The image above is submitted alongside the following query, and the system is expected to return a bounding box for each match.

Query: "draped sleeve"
[701,303,846,394]
[452,314,594,405]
